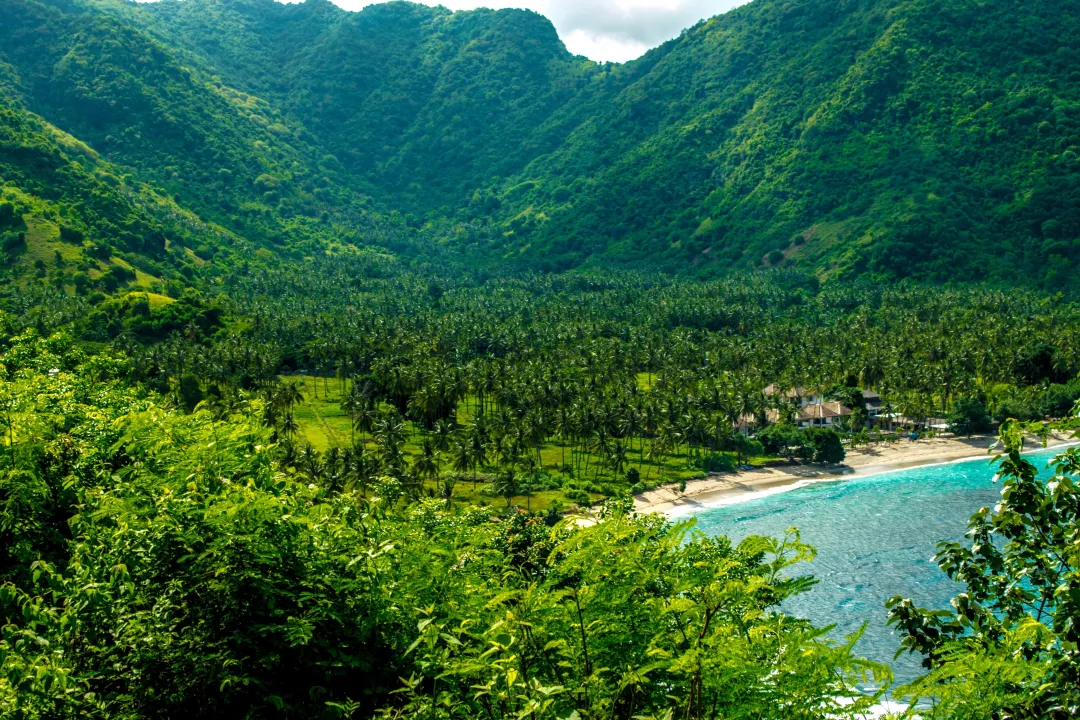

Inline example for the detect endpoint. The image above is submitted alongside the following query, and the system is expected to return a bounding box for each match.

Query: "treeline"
[150,268,1080,499]
[7,265,1076,508]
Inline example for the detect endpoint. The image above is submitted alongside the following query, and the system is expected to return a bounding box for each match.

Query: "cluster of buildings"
[760,385,883,429]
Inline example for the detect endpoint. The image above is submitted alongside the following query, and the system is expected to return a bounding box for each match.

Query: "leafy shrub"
[699,452,737,473]
[58,226,84,243]
[727,434,764,461]
[521,472,564,491]
[801,427,846,464]
[564,488,592,506]
[178,373,203,412]
[993,395,1037,422]
[86,242,112,260]
[757,423,804,458]
[1,232,25,253]
[1038,381,1080,418]
[948,396,993,436]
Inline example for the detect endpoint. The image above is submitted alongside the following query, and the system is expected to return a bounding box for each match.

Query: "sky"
[297,1,750,63]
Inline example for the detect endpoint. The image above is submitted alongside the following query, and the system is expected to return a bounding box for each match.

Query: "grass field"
[284,375,770,511]
[123,291,175,310]
[15,214,163,293]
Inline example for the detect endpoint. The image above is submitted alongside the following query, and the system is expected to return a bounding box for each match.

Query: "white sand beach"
[634,431,1079,516]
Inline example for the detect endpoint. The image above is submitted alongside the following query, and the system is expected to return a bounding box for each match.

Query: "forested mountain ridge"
[494,0,1080,284]
[96,0,630,214]
[2,0,1080,289]
[98,0,1080,285]
[0,0,400,242]
[0,78,236,298]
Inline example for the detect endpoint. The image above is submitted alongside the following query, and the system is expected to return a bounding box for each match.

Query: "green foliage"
[383,514,887,719]
[757,424,845,464]
[801,427,846,464]
[946,395,992,436]
[887,420,1080,718]
[698,451,737,472]
[487,0,1080,286]
[2,1,1080,712]
[2,0,1078,285]
[1038,379,1080,418]
[758,423,805,459]
[75,291,222,344]
[0,331,897,719]
[57,226,83,244]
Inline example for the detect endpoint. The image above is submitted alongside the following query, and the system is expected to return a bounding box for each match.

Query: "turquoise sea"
[691,445,1068,685]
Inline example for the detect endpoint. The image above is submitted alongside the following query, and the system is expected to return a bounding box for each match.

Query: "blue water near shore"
[691,446,1065,685]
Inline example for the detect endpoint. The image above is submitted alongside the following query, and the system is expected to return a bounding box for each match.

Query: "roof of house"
[796,401,852,421]
[764,401,853,423]
[763,384,813,399]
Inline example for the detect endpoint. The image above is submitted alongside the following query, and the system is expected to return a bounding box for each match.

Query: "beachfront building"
[765,401,853,428]
[762,385,822,406]
[762,385,883,429]
[863,390,883,419]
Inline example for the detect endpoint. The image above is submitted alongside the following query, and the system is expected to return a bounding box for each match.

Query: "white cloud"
[289,0,750,63]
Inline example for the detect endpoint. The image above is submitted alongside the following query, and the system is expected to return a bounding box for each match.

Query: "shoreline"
[633,431,1079,517]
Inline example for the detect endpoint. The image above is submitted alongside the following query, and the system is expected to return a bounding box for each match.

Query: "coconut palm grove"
[2,0,1080,717]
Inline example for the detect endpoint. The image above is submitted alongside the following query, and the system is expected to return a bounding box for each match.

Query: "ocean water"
[690,446,1067,685]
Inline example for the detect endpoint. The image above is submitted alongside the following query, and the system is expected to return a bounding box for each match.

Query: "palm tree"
[658,423,678,466]
[324,446,345,493]
[341,384,368,444]
[468,427,487,488]
[451,435,472,483]
[375,410,407,456]
[300,444,322,482]
[488,434,505,470]
[648,433,670,484]
[617,405,640,453]
[280,411,299,441]
[348,446,378,498]
[607,441,628,480]
[494,469,519,508]
[412,439,440,489]
[262,402,280,432]
[709,412,732,453]
[432,419,453,452]
[440,475,457,508]
[354,406,377,444]
[554,406,572,471]
[277,380,305,412]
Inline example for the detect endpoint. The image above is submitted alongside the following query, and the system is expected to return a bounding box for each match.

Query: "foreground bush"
[0,333,886,718]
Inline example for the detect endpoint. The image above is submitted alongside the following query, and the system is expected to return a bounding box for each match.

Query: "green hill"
[102,0,619,215]
[0,88,217,295]
[2,0,1079,287]
[494,0,1080,286]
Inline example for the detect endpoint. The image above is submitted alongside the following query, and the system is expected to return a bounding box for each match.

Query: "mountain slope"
[0,0,388,242]
[3,0,1079,288]
[492,0,1080,285]
[112,0,629,215]
[0,78,224,295]
[0,0,434,299]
